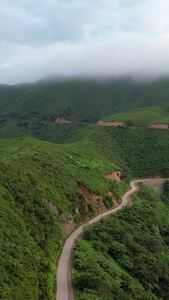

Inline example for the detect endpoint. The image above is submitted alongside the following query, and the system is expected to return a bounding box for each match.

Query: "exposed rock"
[43,199,59,214]
[75,207,80,214]
[62,214,76,236]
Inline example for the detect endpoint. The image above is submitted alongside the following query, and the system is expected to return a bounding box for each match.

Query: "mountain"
[1,76,169,299]
[1,124,169,298]
[0,78,149,121]
[1,76,169,143]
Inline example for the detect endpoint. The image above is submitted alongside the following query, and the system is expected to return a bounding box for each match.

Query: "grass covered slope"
[1,78,148,121]
[0,78,148,142]
[103,105,169,127]
[0,136,121,299]
[2,76,169,122]
[0,83,33,114]
[2,76,169,300]
[0,118,88,146]
[73,184,169,300]
[1,77,169,141]
[1,123,169,299]
[0,138,75,300]
[68,125,169,178]
[0,186,61,300]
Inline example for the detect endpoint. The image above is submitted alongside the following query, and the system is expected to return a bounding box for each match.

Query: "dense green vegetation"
[0,139,74,300]
[1,76,169,142]
[1,121,169,299]
[161,180,169,207]
[73,184,169,300]
[0,78,150,121]
[104,105,169,126]
[102,194,114,208]
[1,124,169,299]
[0,136,122,299]
[0,118,88,144]
[1,76,169,299]
[69,125,169,178]
[0,185,62,300]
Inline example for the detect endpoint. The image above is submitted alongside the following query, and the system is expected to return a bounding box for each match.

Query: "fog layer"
[1,0,169,84]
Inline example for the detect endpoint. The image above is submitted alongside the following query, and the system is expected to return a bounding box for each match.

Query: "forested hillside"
[68,125,169,178]
[0,78,149,120]
[1,77,169,300]
[73,184,169,300]
[104,105,169,126]
[1,77,169,142]
[1,124,169,299]
[0,136,121,300]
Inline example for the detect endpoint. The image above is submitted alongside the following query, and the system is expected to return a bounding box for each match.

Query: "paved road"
[56,178,168,300]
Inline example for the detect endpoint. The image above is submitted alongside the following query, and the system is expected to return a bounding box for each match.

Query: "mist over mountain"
[0,75,169,144]
[1,0,169,84]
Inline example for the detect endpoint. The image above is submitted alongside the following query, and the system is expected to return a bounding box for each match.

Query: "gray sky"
[1,0,169,84]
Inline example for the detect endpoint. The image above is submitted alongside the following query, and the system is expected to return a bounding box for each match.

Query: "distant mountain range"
[1,76,169,143]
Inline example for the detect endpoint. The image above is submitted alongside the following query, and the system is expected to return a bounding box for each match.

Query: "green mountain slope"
[0,83,34,114]
[73,184,169,300]
[0,78,148,142]
[1,77,169,142]
[103,105,169,126]
[0,136,122,299]
[0,138,76,299]
[133,77,169,108]
[1,123,169,298]
[68,125,169,177]
[1,79,148,121]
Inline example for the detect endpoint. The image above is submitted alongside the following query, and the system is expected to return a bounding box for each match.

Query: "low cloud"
[1,0,169,84]
[1,34,169,84]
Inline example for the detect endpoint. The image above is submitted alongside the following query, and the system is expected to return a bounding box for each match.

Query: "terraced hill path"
[56,178,168,300]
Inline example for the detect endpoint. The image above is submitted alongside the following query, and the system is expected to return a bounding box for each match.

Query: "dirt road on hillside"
[56,178,168,300]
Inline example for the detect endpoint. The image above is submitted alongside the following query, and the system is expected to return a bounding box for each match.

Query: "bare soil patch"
[78,171,122,212]
[78,185,105,212]
[97,120,125,127]
[55,117,72,124]
[106,171,121,182]
[148,123,168,129]
[78,182,119,214]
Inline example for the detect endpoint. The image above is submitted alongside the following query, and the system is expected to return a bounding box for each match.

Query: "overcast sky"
[1,0,169,84]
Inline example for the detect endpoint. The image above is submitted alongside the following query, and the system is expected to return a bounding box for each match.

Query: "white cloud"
[0,62,11,69]
[1,0,169,83]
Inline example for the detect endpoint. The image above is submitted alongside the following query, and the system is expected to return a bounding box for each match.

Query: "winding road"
[56,178,168,300]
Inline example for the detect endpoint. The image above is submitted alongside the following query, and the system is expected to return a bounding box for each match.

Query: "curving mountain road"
[56,178,168,300]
